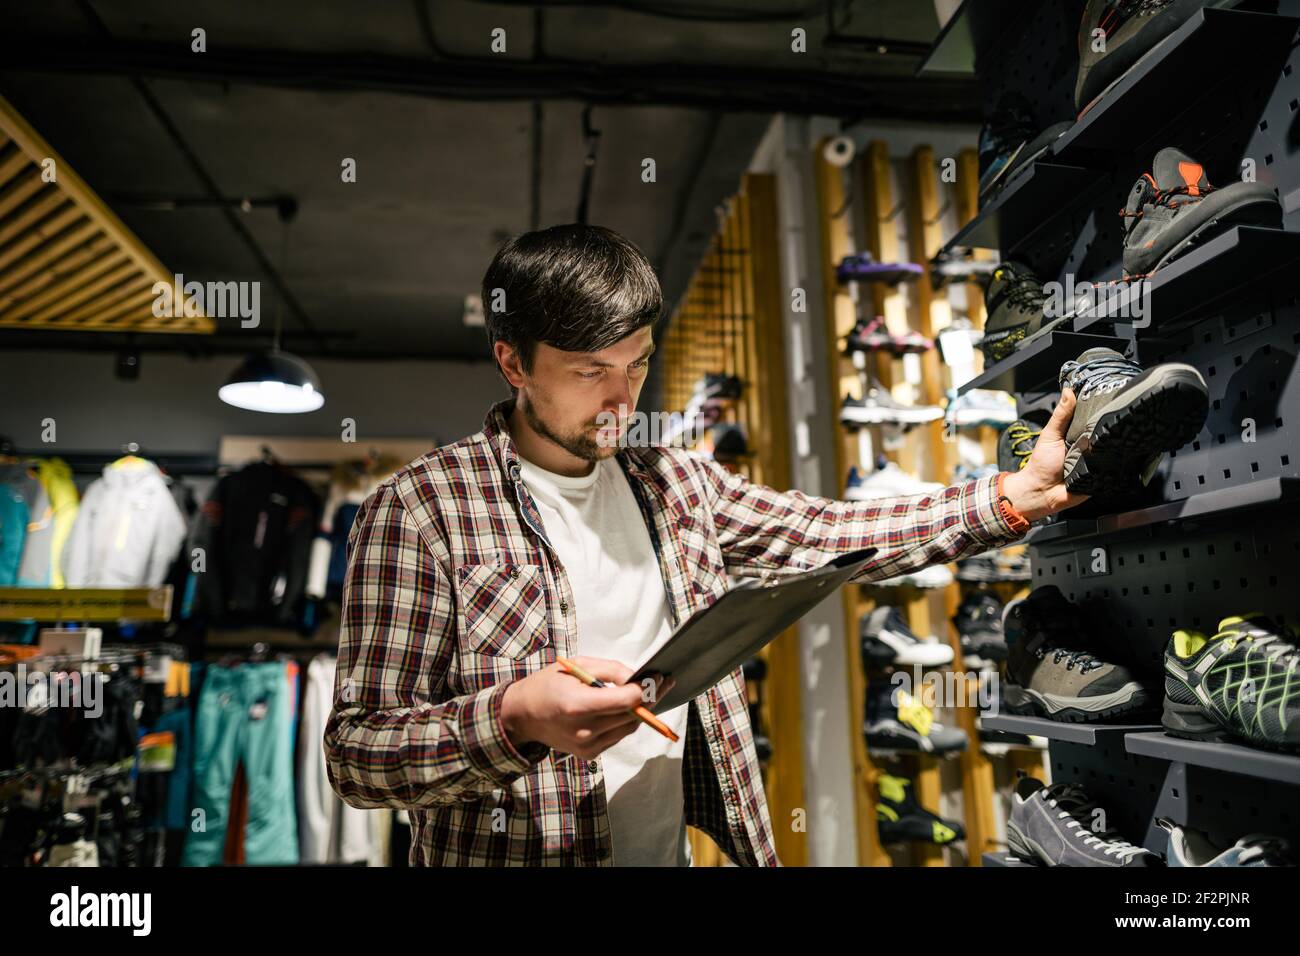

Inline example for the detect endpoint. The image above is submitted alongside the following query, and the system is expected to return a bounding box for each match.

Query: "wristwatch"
[995,471,1032,534]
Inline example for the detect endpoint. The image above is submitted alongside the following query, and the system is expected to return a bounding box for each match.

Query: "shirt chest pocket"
[455,563,552,660]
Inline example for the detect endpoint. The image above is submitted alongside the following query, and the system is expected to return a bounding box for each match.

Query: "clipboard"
[630,547,878,712]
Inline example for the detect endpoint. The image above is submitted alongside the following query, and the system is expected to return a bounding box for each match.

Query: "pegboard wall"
[971,0,1300,857]
[975,0,1300,285]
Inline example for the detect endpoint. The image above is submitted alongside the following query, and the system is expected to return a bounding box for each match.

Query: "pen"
[555,656,680,743]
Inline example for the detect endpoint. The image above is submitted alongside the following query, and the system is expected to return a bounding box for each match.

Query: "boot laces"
[1045,785,1147,860]
[1059,354,1141,396]
[1005,423,1040,464]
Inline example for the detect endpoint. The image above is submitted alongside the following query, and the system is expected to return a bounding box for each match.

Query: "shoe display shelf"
[981,713,1158,747]
[814,129,1048,865]
[1051,8,1299,168]
[1125,733,1300,787]
[1073,226,1300,336]
[957,329,1126,397]
[980,852,1035,868]
[973,0,1300,864]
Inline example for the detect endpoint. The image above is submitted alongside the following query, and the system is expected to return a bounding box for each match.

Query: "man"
[324,223,1084,866]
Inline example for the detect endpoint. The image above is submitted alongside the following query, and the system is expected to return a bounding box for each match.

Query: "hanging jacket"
[192,461,320,627]
[37,458,79,588]
[0,465,31,587]
[61,459,188,588]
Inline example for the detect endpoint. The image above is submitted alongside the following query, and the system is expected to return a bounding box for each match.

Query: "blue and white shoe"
[1161,821,1293,867]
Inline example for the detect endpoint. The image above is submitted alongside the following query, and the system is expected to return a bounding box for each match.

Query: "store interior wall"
[0,350,503,454]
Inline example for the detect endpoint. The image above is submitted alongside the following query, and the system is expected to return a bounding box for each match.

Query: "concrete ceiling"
[0,0,974,361]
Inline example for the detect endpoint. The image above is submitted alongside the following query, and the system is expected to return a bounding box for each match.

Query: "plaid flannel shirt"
[324,399,1028,866]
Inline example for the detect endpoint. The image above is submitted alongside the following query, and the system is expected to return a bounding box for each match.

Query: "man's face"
[504,326,654,462]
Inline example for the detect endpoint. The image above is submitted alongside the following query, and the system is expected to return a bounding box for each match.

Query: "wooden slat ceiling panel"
[0,95,214,334]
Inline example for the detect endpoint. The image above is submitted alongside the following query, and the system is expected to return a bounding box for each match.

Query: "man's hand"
[499,657,673,760]
[1001,387,1090,522]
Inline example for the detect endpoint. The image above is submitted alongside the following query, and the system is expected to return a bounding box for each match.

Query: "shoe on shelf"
[872,563,955,590]
[929,254,999,289]
[843,316,933,356]
[982,122,1074,201]
[997,415,1046,473]
[1162,614,1300,752]
[839,390,944,428]
[953,462,999,482]
[955,548,1030,584]
[1159,820,1294,867]
[697,423,748,463]
[980,262,1064,364]
[1058,347,1208,496]
[876,774,965,846]
[944,388,1018,428]
[1075,0,1238,116]
[864,685,968,755]
[953,592,1010,669]
[692,372,742,402]
[1008,778,1159,867]
[1003,585,1154,722]
[1122,146,1283,277]
[860,605,954,669]
[845,461,943,500]
[836,252,923,285]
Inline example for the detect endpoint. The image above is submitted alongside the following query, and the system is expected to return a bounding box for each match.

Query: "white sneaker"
[846,462,944,500]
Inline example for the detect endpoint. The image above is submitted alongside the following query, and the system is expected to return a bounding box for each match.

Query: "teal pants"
[182,663,299,865]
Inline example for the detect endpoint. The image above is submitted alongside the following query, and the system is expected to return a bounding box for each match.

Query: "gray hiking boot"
[1008,778,1158,867]
[1003,585,1153,722]
[1058,347,1207,496]
[1075,0,1238,115]
[1122,147,1282,277]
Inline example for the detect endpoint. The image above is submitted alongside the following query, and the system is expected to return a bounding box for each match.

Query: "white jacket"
[62,459,188,588]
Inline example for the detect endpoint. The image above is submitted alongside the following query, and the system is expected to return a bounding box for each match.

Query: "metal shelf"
[917,0,1019,75]
[957,330,1127,396]
[1074,227,1300,335]
[939,161,1095,258]
[981,851,1035,868]
[1052,8,1300,168]
[1125,731,1300,786]
[1026,477,1300,545]
[981,713,1159,746]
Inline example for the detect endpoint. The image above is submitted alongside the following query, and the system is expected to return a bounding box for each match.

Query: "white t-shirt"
[518,455,692,867]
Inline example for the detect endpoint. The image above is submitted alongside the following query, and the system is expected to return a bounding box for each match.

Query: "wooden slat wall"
[0,95,213,334]
[661,174,807,867]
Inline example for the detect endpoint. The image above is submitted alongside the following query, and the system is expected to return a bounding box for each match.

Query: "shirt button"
[509,566,519,578]
[596,845,610,860]
[587,760,599,773]
[560,601,569,613]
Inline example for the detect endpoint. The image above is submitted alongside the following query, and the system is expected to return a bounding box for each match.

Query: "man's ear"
[494,341,526,389]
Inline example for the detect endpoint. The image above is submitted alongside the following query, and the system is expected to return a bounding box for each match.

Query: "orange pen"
[555,656,679,743]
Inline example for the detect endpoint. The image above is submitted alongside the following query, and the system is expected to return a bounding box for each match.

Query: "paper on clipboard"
[629,547,877,712]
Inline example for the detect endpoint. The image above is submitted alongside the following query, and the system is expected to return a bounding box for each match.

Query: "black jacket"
[194,462,320,627]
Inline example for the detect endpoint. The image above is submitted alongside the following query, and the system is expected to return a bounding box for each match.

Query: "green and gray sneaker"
[1163,615,1300,752]
[1059,347,1208,496]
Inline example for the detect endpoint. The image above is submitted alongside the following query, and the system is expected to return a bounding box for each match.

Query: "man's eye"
[579,370,603,380]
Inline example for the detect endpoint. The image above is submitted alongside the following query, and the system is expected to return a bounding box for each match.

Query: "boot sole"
[1144,196,1284,276]
[1063,367,1207,496]
[1002,682,1154,723]
[1162,695,1300,752]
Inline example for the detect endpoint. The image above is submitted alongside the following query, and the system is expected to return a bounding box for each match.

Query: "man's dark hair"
[481,224,662,387]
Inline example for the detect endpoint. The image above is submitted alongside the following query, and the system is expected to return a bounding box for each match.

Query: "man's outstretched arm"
[701,389,1087,581]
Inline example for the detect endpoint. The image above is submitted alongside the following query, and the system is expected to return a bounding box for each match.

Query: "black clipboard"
[630,547,877,711]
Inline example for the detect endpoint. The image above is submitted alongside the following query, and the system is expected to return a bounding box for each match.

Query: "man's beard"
[522,400,615,463]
